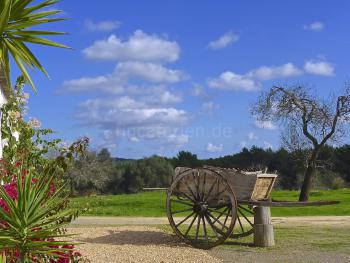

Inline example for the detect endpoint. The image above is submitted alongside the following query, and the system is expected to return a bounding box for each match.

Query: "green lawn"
[207,225,350,262]
[70,188,350,217]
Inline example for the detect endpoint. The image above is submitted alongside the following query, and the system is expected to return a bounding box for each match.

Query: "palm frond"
[0,0,68,92]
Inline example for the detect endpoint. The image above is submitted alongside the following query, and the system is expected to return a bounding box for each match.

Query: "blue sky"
[16,0,350,158]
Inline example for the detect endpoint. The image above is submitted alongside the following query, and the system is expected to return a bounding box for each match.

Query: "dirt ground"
[210,248,350,263]
[70,226,221,263]
[72,216,350,227]
[69,216,350,263]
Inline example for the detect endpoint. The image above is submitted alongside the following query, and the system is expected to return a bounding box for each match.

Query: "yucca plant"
[0,77,88,262]
[0,0,68,92]
[0,164,80,262]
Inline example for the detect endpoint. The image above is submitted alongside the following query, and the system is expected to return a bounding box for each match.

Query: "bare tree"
[252,85,350,201]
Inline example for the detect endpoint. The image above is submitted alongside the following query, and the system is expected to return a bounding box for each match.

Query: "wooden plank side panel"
[221,170,257,200]
[251,175,277,200]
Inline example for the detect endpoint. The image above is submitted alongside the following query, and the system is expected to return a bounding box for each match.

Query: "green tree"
[0,0,68,92]
[172,151,202,168]
[334,145,350,182]
[133,156,173,188]
[97,148,111,162]
[67,151,112,195]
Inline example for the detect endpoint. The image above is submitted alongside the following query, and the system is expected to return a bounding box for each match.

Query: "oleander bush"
[0,77,88,262]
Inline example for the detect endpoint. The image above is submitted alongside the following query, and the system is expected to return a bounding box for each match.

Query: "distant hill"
[113,157,137,164]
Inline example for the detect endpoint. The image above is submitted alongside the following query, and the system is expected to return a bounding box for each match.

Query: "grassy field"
[70,188,350,217]
[207,224,350,262]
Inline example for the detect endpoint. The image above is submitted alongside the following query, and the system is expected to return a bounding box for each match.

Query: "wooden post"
[253,206,275,247]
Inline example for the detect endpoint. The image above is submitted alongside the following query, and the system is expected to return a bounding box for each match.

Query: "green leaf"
[0,0,12,34]
[22,9,62,20]
[4,38,36,92]
[11,30,66,36]
[0,0,69,92]
[18,0,59,17]
[12,35,70,49]
[6,18,67,31]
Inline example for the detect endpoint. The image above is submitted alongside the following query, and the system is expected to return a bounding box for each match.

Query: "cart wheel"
[231,204,254,238]
[166,168,237,249]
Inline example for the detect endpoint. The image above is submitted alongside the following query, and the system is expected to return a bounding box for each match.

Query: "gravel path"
[72,216,350,227]
[70,226,222,263]
[69,217,350,262]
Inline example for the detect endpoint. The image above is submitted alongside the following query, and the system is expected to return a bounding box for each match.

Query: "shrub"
[0,77,88,262]
[331,177,345,190]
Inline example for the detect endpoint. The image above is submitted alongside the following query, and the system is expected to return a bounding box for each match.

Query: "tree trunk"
[0,62,10,98]
[299,149,319,201]
[0,63,6,87]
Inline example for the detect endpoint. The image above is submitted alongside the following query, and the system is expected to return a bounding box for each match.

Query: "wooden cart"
[166,166,339,249]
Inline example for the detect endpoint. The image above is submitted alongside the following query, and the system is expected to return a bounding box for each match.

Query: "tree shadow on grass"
[78,229,188,247]
[223,240,255,247]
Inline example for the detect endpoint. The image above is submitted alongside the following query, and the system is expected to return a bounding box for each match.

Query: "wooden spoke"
[195,215,201,240]
[183,181,197,201]
[203,177,218,202]
[210,207,229,225]
[171,208,193,215]
[184,184,196,200]
[238,208,254,227]
[231,204,254,239]
[195,171,200,200]
[202,215,208,241]
[205,214,227,236]
[184,214,198,237]
[204,214,219,238]
[201,171,206,201]
[207,207,229,214]
[207,211,229,231]
[175,212,196,227]
[238,205,255,215]
[206,184,228,203]
[236,212,245,233]
[181,192,196,203]
[171,199,193,207]
[222,207,231,231]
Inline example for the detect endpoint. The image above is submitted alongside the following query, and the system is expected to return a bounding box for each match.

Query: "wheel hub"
[193,202,208,215]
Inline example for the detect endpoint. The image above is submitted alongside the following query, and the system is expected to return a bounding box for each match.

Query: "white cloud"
[85,19,120,32]
[61,62,187,93]
[254,120,277,130]
[61,75,124,93]
[303,60,334,76]
[208,71,261,91]
[142,89,182,105]
[207,143,223,153]
[303,21,324,31]
[248,132,258,140]
[129,136,140,142]
[208,63,304,92]
[247,63,302,80]
[166,134,188,146]
[76,96,188,143]
[208,31,239,49]
[83,30,180,62]
[66,28,188,151]
[116,61,188,83]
